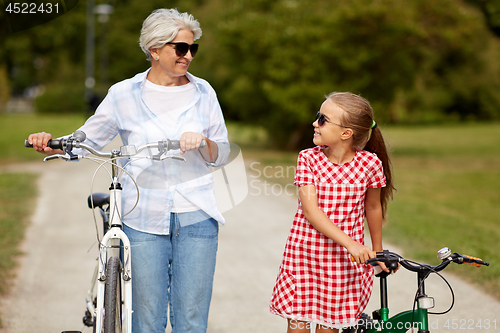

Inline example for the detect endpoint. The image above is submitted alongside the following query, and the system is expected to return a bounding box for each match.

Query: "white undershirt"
[143,79,198,213]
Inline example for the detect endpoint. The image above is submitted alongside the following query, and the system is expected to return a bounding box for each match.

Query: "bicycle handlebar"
[24,129,87,150]
[453,253,490,267]
[364,248,489,275]
[25,131,206,161]
[24,138,63,149]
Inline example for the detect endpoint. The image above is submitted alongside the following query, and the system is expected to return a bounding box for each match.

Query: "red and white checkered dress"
[270,146,386,328]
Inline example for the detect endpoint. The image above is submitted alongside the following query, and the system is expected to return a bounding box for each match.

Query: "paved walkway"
[0,151,498,332]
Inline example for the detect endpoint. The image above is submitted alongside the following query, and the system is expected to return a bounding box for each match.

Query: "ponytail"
[363,127,395,220]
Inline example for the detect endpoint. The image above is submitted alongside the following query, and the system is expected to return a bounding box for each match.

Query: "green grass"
[0,173,38,327]
[232,122,500,300]
[383,124,500,299]
[0,113,86,165]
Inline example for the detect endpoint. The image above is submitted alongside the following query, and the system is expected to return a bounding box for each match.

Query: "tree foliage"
[468,0,500,36]
[2,0,500,148]
[199,0,500,148]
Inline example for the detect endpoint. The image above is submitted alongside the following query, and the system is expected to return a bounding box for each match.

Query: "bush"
[34,83,85,114]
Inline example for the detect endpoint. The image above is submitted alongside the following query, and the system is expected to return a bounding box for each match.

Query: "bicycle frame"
[366,272,431,333]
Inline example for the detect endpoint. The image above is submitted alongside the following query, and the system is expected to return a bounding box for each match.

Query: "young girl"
[270,92,395,333]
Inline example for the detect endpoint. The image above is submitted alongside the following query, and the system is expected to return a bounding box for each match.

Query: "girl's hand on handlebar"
[376,260,392,273]
[28,132,56,155]
[179,132,205,155]
[348,244,392,273]
[348,243,376,265]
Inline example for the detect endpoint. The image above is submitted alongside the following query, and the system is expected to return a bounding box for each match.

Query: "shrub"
[34,84,85,114]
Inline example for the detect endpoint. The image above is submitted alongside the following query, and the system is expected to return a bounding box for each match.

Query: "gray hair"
[139,8,202,61]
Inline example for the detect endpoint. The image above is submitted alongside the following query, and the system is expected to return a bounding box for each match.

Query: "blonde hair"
[327,92,395,220]
[139,8,202,61]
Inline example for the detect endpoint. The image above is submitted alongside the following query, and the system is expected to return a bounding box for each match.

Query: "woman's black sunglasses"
[165,42,199,57]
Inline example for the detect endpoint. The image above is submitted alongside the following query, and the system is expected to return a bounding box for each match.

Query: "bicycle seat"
[87,192,110,209]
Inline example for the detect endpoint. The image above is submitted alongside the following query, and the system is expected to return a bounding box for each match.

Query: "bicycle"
[342,248,490,333]
[25,130,204,333]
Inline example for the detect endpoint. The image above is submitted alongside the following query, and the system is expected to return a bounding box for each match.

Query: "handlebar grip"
[166,140,181,150]
[462,254,490,267]
[350,251,378,262]
[24,139,63,149]
[166,139,206,150]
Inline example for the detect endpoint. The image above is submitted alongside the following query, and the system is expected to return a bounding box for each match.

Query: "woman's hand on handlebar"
[179,132,218,163]
[179,132,205,155]
[27,132,62,155]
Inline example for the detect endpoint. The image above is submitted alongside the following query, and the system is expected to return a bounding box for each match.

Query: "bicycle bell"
[437,247,452,260]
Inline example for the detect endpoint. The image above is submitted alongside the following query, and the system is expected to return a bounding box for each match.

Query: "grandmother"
[28,8,230,333]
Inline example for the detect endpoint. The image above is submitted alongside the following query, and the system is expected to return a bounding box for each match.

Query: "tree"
[467,0,500,36]
[0,0,201,112]
[199,0,500,149]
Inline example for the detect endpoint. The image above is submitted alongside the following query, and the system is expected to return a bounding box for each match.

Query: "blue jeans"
[123,211,219,333]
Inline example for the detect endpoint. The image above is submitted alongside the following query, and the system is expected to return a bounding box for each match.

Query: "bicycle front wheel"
[104,256,122,333]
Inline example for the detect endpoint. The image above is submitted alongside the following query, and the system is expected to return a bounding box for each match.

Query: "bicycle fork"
[94,183,133,333]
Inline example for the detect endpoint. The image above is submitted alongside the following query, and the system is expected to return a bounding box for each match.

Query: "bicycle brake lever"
[43,154,72,162]
[159,155,186,162]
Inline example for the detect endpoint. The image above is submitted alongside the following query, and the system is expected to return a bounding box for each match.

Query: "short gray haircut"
[139,8,202,61]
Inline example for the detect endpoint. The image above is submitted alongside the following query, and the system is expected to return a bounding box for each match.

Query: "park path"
[0,149,499,333]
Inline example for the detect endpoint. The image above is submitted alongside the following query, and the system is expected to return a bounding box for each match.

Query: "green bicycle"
[342,248,490,333]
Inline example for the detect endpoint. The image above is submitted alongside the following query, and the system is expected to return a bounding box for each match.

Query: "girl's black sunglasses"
[165,42,199,57]
[315,111,347,128]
